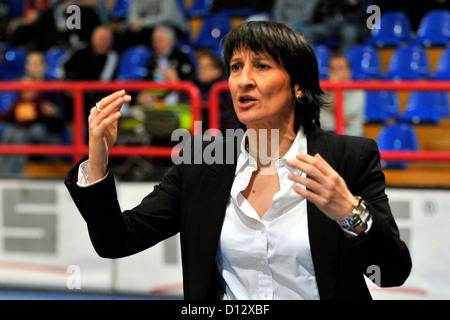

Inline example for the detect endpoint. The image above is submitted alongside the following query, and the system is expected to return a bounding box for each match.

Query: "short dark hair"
[222,20,329,132]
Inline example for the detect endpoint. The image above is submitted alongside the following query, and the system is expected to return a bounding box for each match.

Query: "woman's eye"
[230,64,242,72]
[257,63,270,70]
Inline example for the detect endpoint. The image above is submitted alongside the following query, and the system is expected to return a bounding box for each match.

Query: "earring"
[295,94,301,101]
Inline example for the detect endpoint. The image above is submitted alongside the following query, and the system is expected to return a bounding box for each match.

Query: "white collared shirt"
[216,129,321,300]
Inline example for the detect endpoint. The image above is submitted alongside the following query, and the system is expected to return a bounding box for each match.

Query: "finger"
[96,111,122,133]
[288,173,324,195]
[296,153,333,177]
[287,156,328,185]
[293,184,326,207]
[93,95,130,125]
[312,153,336,176]
[97,90,127,111]
[99,94,131,117]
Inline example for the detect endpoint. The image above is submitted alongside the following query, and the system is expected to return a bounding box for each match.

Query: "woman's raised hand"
[88,90,131,183]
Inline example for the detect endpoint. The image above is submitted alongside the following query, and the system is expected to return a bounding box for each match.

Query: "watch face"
[341,215,362,229]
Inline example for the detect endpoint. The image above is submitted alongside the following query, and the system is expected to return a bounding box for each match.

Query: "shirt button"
[273,201,280,209]
[265,292,269,298]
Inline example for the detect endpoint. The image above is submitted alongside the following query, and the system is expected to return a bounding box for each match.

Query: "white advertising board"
[0,179,448,299]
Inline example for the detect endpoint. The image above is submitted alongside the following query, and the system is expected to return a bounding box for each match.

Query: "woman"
[65,21,411,300]
[195,51,239,131]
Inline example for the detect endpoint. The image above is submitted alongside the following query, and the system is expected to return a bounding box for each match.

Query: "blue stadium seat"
[377,123,419,169]
[364,91,400,123]
[219,7,257,17]
[0,48,27,80]
[45,47,68,80]
[187,0,213,17]
[6,0,25,17]
[346,45,381,80]
[415,10,450,47]
[430,46,450,80]
[109,0,130,20]
[370,11,413,47]
[192,13,231,49]
[0,91,17,112]
[399,91,449,124]
[115,46,152,80]
[384,45,430,80]
[313,45,331,80]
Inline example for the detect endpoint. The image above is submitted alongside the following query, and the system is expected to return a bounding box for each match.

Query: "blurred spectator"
[135,25,196,107]
[302,0,368,54]
[320,55,365,137]
[195,51,238,131]
[63,25,118,80]
[52,0,104,47]
[196,52,227,101]
[25,50,70,122]
[115,0,189,51]
[271,0,318,32]
[6,0,103,51]
[0,77,63,176]
[6,0,56,50]
[63,25,119,117]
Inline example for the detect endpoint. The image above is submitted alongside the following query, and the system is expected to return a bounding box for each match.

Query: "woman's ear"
[294,85,304,100]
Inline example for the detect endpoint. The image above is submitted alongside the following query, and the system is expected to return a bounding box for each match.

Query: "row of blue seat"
[370,10,450,48]
[1,45,449,125]
[316,44,450,81]
[2,41,450,83]
[365,91,449,124]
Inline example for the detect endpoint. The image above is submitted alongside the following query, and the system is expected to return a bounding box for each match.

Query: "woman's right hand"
[88,90,131,183]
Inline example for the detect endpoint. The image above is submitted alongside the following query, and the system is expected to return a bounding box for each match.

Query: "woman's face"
[228,48,296,129]
[198,55,223,84]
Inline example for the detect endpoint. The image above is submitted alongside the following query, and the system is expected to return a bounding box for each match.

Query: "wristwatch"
[339,196,370,230]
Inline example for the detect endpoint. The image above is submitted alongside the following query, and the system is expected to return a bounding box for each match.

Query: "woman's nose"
[238,66,255,89]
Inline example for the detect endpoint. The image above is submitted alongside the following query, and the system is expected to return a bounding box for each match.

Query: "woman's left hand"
[287,153,356,223]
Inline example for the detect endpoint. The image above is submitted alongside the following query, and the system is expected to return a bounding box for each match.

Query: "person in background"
[63,25,119,119]
[25,50,71,122]
[65,21,411,300]
[6,0,103,51]
[301,0,368,54]
[320,55,366,137]
[63,25,118,81]
[0,76,63,175]
[195,51,238,131]
[271,0,318,33]
[135,25,196,107]
[114,0,189,51]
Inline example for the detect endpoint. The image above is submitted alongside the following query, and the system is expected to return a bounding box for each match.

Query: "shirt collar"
[235,127,307,175]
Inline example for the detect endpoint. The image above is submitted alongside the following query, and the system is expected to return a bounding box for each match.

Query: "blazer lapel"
[306,126,340,300]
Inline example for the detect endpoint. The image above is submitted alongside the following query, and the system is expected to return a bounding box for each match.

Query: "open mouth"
[238,95,257,104]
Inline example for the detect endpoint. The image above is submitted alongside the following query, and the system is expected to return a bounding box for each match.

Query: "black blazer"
[65,125,412,300]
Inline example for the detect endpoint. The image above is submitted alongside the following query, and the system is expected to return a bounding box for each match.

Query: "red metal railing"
[0,80,449,164]
[210,80,450,163]
[0,81,202,163]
